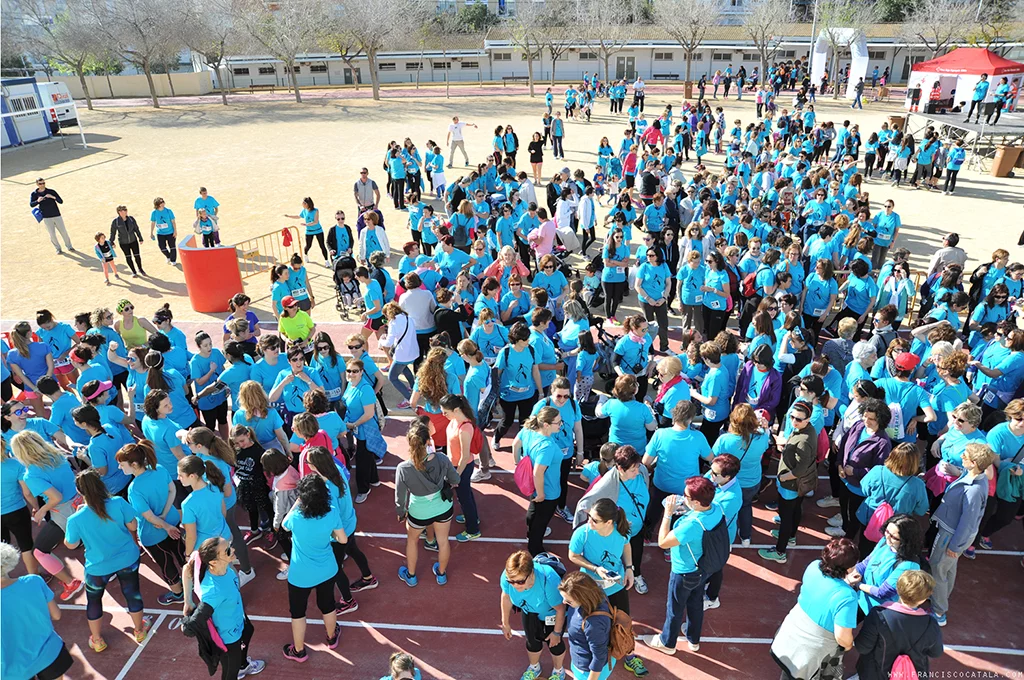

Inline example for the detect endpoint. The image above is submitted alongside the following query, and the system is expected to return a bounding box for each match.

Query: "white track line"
[57,605,1024,657]
[114,612,167,680]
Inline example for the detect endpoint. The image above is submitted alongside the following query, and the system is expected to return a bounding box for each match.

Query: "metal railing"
[235,226,301,280]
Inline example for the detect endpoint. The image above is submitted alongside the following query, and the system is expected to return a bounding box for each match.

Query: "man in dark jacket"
[109,205,146,277]
[30,177,75,254]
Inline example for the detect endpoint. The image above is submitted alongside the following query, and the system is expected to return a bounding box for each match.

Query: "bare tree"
[332,0,422,101]
[428,8,469,98]
[14,0,101,109]
[742,0,791,78]
[181,0,243,104]
[575,0,637,83]
[967,0,1024,53]
[654,0,718,84]
[502,0,545,96]
[902,0,975,58]
[319,25,365,91]
[232,0,329,103]
[816,0,872,98]
[85,0,181,108]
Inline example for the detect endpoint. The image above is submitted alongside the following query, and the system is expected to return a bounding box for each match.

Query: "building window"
[233,67,250,75]
[461,61,479,69]
[579,51,598,61]
[493,52,512,61]
[521,52,540,61]
[406,62,423,70]
[309,63,327,73]
[712,52,731,61]
[742,52,759,61]
[283,66,294,74]
[778,50,796,59]
[378,62,396,71]
[689,53,704,61]
[868,50,886,60]
[653,52,674,61]
[433,61,452,69]
[258,66,275,75]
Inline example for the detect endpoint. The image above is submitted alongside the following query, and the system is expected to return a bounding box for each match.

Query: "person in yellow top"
[278,296,316,358]
[114,299,157,349]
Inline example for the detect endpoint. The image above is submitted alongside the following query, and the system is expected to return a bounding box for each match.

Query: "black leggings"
[494,394,538,443]
[237,477,274,531]
[157,234,177,263]
[354,438,380,495]
[642,301,669,351]
[391,178,407,209]
[556,457,573,510]
[982,497,1022,538]
[603,280,626,319]
[702,307,729,341]
[943,169,960,193]
[838,485,864,538]
[629,531,645,579]
[144,534,186,587]
[331,536,373,602]
[863,153,877,178]
[526,498,558,556]
[288,578,336,619]
[776,495,805,554]
[607,587,631,615]
[221,618,255,680]
[118,241,144,274]
[304,232,328,261]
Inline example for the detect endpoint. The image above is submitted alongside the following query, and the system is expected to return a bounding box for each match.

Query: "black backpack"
[686,514,731,578]
[589,252,605,273]
[967,263,990,308]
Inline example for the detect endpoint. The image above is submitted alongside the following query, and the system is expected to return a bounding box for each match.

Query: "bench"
[651,73,679,81]
[502,76,530,86]
[248,84,276,94]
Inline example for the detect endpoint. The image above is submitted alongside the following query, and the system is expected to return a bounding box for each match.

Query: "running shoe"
[455,514,465,524]
[433,562,448,586]
[335,599,359,616]
[456,531,481,543]
[934,613,947,627]
[824,526,846,538]
[470,468,492,482]
[238,569,256,588]
[158,590,185,606]
[134,616,154,643]
[424,539,439,552]
[770,530,797,546]
[623,655,650,676]
[556,507,574,523]
[758,548,788,563]
[978,537,994,550]
[243,529,264,545]
[264,532,278,550]
[703,597,720,611]
[237,658,266,677]
[398,566,418,587]
[396,400,411,409]
[963,546,976,560]
[276,568,289,581]
[765,501,779,511]
[350,576,379,592]
[326,628,341,649]
[519,666,542,680]
[639,634,676,655]
[59,578,84,601]
[826,514,843,527]
[355,492,369,504]
[282,644,308,663]
[634,574,648,595]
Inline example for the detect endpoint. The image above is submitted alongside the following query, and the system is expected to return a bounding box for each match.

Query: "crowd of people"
[4,65,1024,680]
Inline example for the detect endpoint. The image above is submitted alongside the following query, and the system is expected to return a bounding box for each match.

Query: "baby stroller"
[333,259,364,319]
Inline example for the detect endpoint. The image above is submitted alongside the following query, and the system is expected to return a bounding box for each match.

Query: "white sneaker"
[634,574,648,595]
[827,514,844,528]
[276,568,289,581]
[639,634,676,655]
[703,597,720,611]
[740,538,751,547]
[238,658,266,677]
[470,468,492,482]
[544,526,552,537]
[281,552,289,562]
[688,641,700,652]
[238,569,256,588]
[825,526,846,537]
[816,495,840,508]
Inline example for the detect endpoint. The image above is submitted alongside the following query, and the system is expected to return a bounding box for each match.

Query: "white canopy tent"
[809,28,869,100]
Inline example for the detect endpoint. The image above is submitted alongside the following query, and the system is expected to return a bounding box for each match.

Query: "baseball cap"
[894,352,921,371]
[281,296,298,308]
[83,380,113,402]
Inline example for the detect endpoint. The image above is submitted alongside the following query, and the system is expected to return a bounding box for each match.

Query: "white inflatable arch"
[810,29,869,100]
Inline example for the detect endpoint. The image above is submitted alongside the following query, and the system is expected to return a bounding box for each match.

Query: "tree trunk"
[165,62,176,97]
[215,63,228,105]
[831,56,839,99]
[76,66,94,110]
[142,61,160,108]
[290,64,302,102]
[527,49,535,97]
[603,54,611,83]
[550,53,557,87]
[685,51,692,83]
[104,69,113,98]
[416,48,423,89]
[443,49,450,98]
[368,49,381,101]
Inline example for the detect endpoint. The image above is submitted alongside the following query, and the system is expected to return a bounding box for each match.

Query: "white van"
[36,81,76,127]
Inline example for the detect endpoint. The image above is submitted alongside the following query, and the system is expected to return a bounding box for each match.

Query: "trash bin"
[178,234,244,313]
[990,145,1022,178]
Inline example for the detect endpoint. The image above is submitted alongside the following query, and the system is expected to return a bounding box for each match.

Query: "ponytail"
[76,469,111,521]
[116,440,158,470]
[144,351,169,391]
[615,508,630,538]
[203,459,226,490]
[307,447,346,496]
[186,427,237,467]
[591,498,630,538]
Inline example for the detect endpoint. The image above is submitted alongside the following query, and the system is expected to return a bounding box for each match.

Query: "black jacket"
[30,188,63,217]
[181,602,225,675]
[110,215,143,244]
[855,604,943,680]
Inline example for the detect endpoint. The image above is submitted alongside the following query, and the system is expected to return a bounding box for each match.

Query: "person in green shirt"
[277,296,316,358]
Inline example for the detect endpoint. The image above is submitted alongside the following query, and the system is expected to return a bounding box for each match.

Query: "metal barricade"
[235,227,301,280]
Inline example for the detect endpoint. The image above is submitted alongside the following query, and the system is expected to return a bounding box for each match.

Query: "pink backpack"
[514,455,536,496]
[889,654,917,680]
[864,501,895,542]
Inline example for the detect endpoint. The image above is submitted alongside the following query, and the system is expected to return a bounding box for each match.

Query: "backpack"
[864,476,912,542]
[967,263,989,308]
[589,252,605,273]
[583,607,636,661]
[886,401,906,441]
[686,514,730,578]
[533,552,567,578]
[889,654,918,680]
[816,427,830,464]
[514,455,536,496]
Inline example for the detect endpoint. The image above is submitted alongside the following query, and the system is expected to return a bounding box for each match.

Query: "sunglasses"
[506,575,529,586]
[317,345,331,352]
[510,282,522,287]
[124,306,134,312]
[952,416,967,424]
[543,266,555,271]
[347,345,363,351]
[10,407,31,417]
[789,414,806,422]
[346,369,361,374]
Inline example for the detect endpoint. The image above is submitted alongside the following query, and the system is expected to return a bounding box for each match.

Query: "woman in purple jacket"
[834,399,893,542]
[732,345,783,423]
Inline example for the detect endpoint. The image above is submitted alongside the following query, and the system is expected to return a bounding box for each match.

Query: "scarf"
[656,375,684,403]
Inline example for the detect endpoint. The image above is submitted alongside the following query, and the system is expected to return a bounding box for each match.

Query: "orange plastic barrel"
[178,234,244,313]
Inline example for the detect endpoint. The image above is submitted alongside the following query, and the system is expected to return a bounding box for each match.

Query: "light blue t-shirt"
[601,399,653,455]
[0,575,64,680]
[669,504,724,575]
[987,422,1024,461]
[232,408,285,448]
[712,430,770,489]
[65,497,141,576]
[150,207,176,235]
[797,560,859,631]
[200,568,245,644]
[645,428,710,494]
[283,506,342,588]
[617,473,650,537]
[1,457,27,514]
[496,345,537,402]
[22,458,77,502]
[87,425,132,494]
[499,562,562,618]
[181,484,230,549]
[569,524,627,595]
[142,415,191,471]
[127,465,180,547]
[701,367,731,423]
[521,429,562,500]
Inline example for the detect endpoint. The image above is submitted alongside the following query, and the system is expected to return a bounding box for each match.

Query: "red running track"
[29,416,1024,679]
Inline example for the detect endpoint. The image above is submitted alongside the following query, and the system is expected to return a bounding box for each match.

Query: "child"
[230,425,275,544]
[575,331,598,403]
[581,441,617,487]
[94,232,120,285]
[592,164,607,200]
[261,448,298,579]
[335,268,362,316]
[380,652,421,680]
[581,263,601,306]
[429,145,446,199]
[193,209,218,248]
[291,411,342,476]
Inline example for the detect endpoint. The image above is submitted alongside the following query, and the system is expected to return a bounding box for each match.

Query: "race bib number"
[325,387,343,400]
[291,286,308,299]
[812,307,825,317]
[694,295,703,304]
[54,357,72,368]
[545,615,557,626]
[615,267,625,275]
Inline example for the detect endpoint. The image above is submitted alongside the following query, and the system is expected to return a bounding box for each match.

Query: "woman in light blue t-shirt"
[285,196,329,265]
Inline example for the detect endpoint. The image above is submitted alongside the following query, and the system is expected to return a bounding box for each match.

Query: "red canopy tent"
[907,48,1023,112]
[912,47,1024,76]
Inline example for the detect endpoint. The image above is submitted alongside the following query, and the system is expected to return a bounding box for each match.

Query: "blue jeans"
[660,570,704,648]
[737,484,760,542]
[456,461,480,533]
[387,360,415,401]
[851,93,863,109]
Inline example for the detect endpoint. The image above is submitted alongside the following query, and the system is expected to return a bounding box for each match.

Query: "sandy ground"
[2,86,1023,325]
